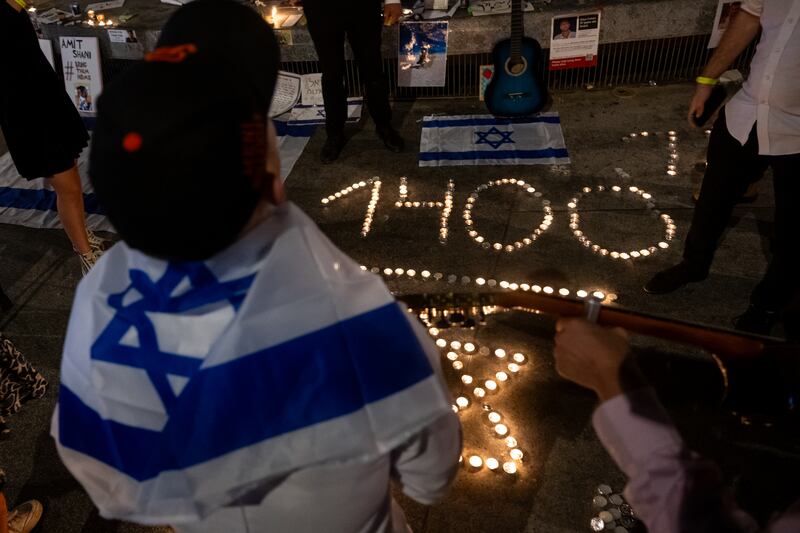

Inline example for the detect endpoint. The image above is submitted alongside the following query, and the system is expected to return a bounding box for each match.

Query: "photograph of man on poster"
[553,17,577,39]
[74,85,92,111]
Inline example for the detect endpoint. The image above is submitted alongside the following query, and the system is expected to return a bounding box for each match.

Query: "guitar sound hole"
[505,57,528,77]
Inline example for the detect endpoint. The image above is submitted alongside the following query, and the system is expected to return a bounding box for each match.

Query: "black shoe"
[734,305,779,336]
[320,134,346,164]
[376,125,404,153]
[643,262,707,295]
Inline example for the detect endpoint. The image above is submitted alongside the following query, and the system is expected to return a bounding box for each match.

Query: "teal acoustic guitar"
[484,0,547,117]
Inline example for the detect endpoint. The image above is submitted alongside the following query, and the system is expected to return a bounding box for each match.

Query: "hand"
[383,3,403,26]
[554,318,630,401]
[5,0,24,12]
[687,84,714,128]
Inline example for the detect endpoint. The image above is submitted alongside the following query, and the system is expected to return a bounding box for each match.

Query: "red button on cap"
[122,132,143,152]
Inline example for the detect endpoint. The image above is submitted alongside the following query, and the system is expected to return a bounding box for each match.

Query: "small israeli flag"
[419,113,570,167]
[52,203,452,524]
[286,98,363,126]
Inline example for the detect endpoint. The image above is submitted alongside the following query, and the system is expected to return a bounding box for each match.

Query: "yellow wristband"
[696,76,719,86]
[13,0,27,8]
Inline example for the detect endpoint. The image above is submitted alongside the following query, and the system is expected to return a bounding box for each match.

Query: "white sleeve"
[740,0,763,17]
[385,0,401,4]
[390,411,462,505]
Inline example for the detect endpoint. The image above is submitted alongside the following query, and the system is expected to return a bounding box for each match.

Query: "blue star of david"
[475,127,515,149]
[90,263,256,413]
[316,109,326,117]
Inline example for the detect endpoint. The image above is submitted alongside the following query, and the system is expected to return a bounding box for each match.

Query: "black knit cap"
[90,0,279,261]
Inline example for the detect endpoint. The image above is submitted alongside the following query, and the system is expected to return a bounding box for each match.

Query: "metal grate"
[279,33,757,99]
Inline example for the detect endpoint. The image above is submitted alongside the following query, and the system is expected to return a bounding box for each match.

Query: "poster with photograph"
[708,0,742,48]
[59,37,103,115]
[549,12,601,70]
[398,21,449,87]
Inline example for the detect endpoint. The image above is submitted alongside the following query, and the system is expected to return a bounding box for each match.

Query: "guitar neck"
[398,291,789,360]
[510,0,524,61]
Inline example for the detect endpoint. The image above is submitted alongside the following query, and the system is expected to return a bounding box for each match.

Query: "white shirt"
[725,0,800,155]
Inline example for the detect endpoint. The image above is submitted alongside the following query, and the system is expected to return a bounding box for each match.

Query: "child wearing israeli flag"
[51,1,462,531]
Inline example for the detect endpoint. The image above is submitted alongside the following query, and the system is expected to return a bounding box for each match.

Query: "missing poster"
[398,21,449,87]
[549,12,601,70]
[708,1,742,48]
[59,37,103,115]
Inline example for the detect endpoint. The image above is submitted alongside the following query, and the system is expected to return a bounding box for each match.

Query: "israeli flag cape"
[52,202,452,524]
[418,113,570,167]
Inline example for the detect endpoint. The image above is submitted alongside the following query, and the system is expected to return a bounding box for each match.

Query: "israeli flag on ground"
[52,202,452,524]
[273,120,315,182]
[0,124,313,231]
[418,113,570,167]
[0,150,113,231]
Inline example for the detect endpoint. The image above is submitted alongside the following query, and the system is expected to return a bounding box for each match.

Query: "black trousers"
[303,0,391,136]
[684,107,800,321]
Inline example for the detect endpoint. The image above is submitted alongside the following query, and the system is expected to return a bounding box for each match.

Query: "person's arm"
[5,0,24,12]
[688,6,761,125]
[383,0,402,26]
[390,411,462,504]
[553,319,762,533]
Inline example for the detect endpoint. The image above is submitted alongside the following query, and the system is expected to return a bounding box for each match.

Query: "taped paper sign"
[549,12,601,70]
[300,73,324,106]
[59,37,103,115]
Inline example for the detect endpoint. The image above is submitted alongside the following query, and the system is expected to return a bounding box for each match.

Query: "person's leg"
[345,0,402,151]
[48,163,91,254]
[683,110,767,269]
[304,3,348,139]
[738,151,800,337]
[345,0,391,127]
[644,109,766,294]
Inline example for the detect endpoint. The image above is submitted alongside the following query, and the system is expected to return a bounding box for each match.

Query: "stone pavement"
[1,84,798,532]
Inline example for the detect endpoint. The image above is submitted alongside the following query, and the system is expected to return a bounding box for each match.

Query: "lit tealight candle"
[494,348,507,358]
[577,290,588,298]
[436,339,447,348]
[474,387,486,398]
[450,341,462,350]
[475,277,486,286]
[503,461,517,474]
[559,288,570,296]
[543,286,554,294]
[461,375,474,385]
[421,270,431,279]
[464,342,476,352]
[508,363,521,373]
[456,396,469,409]
[510,448,524,460]
[429,327,439,336]
[485,380,497,391]
[494,423,509,436]
[486,457,499,470]
[505,436,518,448]
[495,371,509,382]
[468,455,483,468]
[447,351,459,361]
[593,291,605,300]
[488,412,502,424]
[512,353,525,364]
[452,360,464,370]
